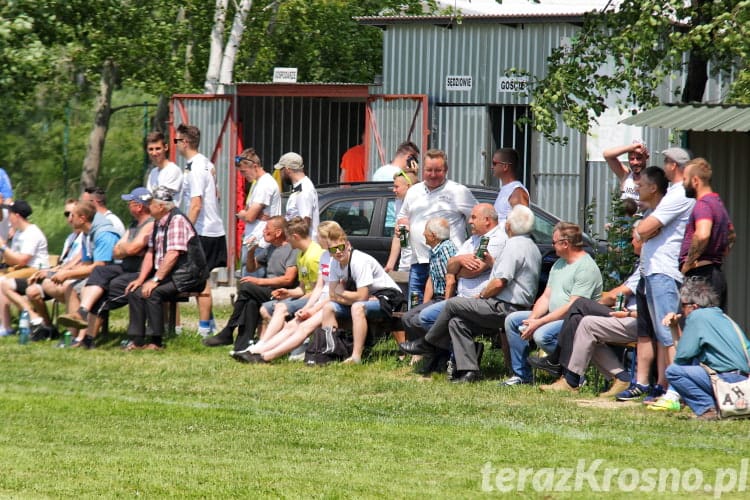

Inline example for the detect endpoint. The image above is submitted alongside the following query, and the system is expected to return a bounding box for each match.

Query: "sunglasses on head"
[330,243,348,253]
[235,155,255,166]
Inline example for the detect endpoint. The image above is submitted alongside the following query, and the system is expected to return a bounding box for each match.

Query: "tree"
[512,0,748,144]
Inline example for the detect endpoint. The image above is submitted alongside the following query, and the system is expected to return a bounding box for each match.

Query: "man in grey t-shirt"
[203,217,298,353]
[399,206,541,383]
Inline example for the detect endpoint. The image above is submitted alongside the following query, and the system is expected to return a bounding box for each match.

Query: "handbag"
[304,326,353,365]
[702,316,750,419]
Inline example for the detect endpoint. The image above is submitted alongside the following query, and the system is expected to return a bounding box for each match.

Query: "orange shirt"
[340,144,366,182]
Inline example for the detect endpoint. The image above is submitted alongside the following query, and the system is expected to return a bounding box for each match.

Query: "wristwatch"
[152,276,161,283]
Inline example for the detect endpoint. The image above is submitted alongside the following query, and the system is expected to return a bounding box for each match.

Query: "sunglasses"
[329,243,348,253]
[234,155,256,166]
[173,138,185,144]
[397,170,413,185]
[64,211,71,218]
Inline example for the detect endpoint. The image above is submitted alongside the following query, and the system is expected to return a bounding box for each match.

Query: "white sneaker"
[197,326,214,337]
[287,338,310,361]
[501,375,530,386]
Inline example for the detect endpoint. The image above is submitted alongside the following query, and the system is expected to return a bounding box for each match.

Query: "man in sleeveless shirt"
[491,148,529,226]
[602,140,649,202]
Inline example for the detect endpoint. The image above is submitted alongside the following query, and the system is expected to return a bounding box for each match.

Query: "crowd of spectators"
[0,133,744,421]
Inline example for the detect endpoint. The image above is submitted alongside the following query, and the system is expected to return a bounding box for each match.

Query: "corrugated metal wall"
[239,96,365,186]
[381,21,588,224]
[687,131,749,331]
[367,97,426,173]
[171,95,236,281]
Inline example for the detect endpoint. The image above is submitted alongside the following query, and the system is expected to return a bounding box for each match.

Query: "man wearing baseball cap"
[0,200,50,337]
[275,152,319,238]
[58,187,155,348]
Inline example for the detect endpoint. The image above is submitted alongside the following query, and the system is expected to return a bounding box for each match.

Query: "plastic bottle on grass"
[18,310,30,345]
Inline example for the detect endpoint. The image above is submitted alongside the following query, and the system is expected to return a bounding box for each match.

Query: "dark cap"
[2,200,32,218]
[151,186,175,202]
[121,187,152,206]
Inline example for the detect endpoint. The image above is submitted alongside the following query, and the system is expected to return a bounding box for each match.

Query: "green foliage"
[511,0,748,143]
[591,189,639,291]
[235,0,431,83]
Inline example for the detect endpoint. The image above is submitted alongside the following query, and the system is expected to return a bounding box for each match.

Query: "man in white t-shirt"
[274,152,319,238]
[0,200,49,336]
[174,124,227,336]
[145,131,183,200]
[396,148,477,304]
[235,148,281,258]
[372,141,419,181]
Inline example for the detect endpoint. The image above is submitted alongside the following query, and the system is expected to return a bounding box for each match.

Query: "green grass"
[1,306,749,498]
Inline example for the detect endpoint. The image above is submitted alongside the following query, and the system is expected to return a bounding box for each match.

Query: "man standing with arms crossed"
[174,124,227,336]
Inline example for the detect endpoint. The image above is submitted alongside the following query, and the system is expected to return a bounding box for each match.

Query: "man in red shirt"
[339,132,365,183]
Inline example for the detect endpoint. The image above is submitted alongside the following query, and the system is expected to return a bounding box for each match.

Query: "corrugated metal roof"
[621,104,750,132]
[356,14,587,26]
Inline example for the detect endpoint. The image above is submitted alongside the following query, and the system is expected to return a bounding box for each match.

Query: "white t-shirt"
[640,183,694,282]
[11,224,49,269]
[182,153,225,237]
[317,251,332,299]
[397,180,477,264]
[456,225,508,298]
[372,163,401,182]
[243,172,282,245]
[329,250,400,294]
[394,198,412,272]
[104,210,126,237]
[621,172,639,201]
[147,161,183,200]
[285,176,319,238]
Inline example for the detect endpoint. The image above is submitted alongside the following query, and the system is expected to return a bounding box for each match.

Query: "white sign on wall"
[446,75,473,91]
[497,76,529,93]
[273,67,298,83]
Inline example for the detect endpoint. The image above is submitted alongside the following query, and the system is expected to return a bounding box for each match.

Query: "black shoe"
[232,351,266,364]
[202,328,233,347]
[451,370,481,384]
[528,355,562,377]
[399,338,436,356]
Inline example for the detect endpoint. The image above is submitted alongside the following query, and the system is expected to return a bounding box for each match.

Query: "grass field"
[1,305,749,499]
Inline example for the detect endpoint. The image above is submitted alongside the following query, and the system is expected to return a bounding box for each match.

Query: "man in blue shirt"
[665,280,750,420]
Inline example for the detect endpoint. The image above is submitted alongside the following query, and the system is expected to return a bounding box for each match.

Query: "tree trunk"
[204,0,228,93]
[153,95,170,133]
[80,59,116,190]
[217,0,253,94]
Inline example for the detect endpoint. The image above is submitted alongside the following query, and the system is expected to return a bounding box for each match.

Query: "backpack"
[152,209,210,293]
[304,326,353,365]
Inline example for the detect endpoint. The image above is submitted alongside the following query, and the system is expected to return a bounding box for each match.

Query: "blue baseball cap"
[121,187,153,205]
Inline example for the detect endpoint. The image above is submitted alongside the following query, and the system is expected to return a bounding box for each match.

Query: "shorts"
[330,299,388,320]
[261,296,309,316]
[86,264,125,288]
[200,235,227,270]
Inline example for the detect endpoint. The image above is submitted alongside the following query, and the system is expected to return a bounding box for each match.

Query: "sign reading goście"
[446,75,473,91]
[497,77,529,93]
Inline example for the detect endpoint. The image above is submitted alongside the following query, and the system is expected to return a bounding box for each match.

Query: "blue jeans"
[261,296,308,315]
[666,363,747,416]
[505,310,563,381]
[408,263,430,305]
[330,300,387,320]
[418,300,447,332]
[644,274,680,347]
